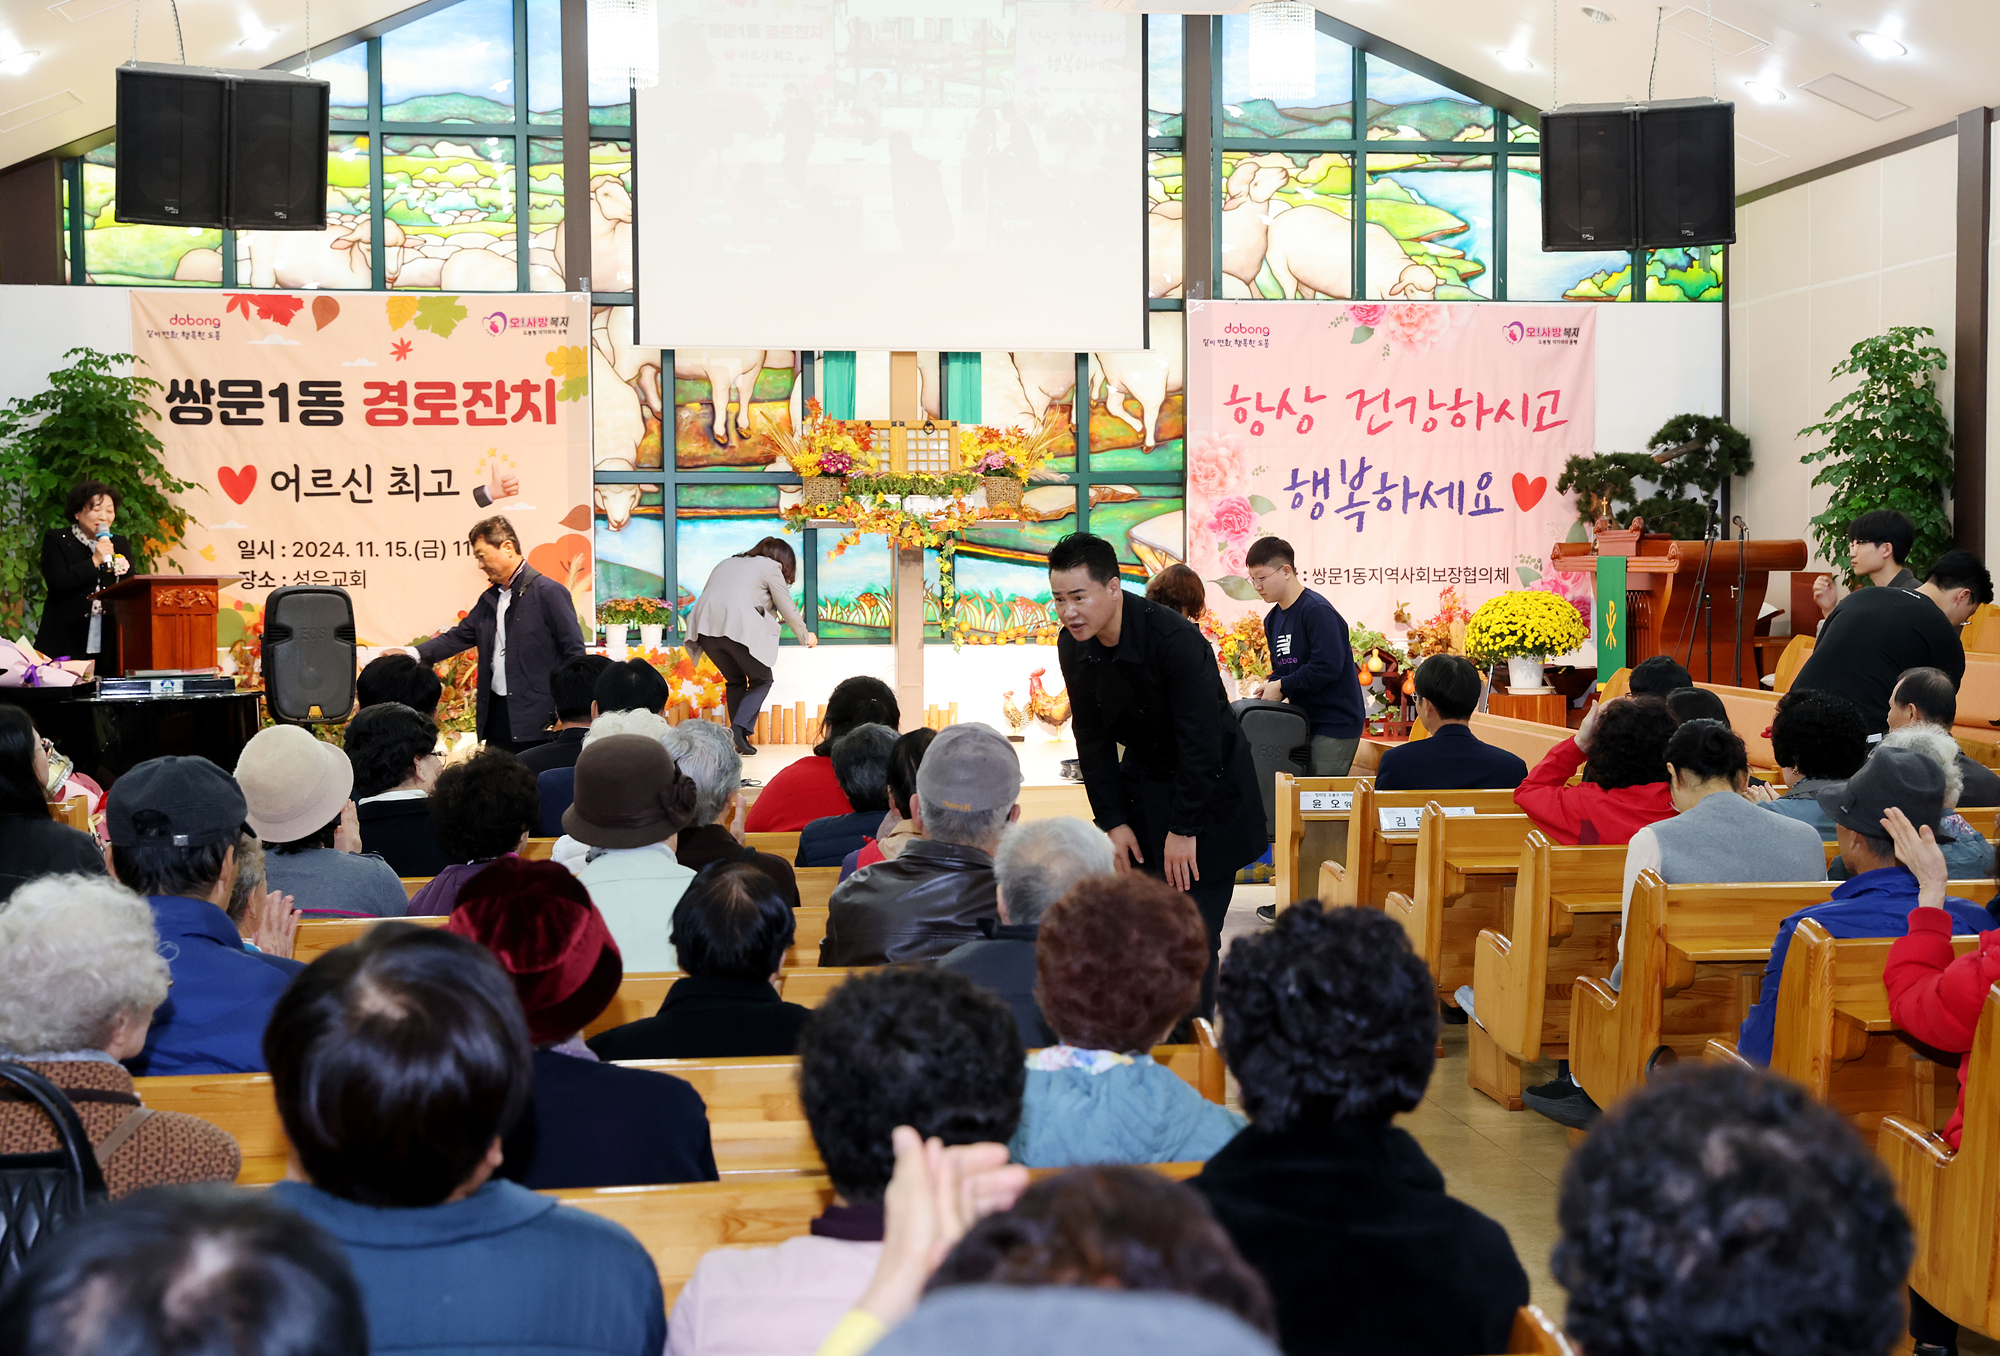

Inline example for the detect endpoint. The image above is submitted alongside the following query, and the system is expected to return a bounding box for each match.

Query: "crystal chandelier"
[588,0,661,90]
[1246,0,1314,102]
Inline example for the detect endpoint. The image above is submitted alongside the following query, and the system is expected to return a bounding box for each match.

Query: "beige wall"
[1729,134,1959,621]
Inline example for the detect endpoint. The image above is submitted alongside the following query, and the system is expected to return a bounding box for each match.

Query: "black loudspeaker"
[227,69,331,230]
[1231,698,1310,840]
[1540,99,1735,251]
[1639,99,1735,248]
[113,63,328,230]
[114,63,230,230]
[263,587,357,723]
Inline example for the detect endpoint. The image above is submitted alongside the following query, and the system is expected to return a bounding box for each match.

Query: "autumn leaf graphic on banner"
[312,296,340,330]
[391,339,414,361]
[413,296,469,338]
[385,296,420,331]
[225,293,306,326]
[546,345,588,402]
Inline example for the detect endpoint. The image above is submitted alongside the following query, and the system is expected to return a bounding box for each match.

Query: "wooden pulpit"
[1553,537,1807,682]
[97,575,240,674]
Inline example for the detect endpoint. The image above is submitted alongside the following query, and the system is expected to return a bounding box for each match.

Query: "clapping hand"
[855,1126,1029,1327]
[1881,805,1948,910]
[248,888,301,959]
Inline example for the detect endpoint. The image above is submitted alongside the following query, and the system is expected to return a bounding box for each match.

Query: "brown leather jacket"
[820,838,999,966]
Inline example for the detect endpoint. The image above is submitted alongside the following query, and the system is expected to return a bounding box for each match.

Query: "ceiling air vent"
[0,89,82,134]
[1734,133,1785,166]
[1799,73,1909,120]
[1663,7,1768,56]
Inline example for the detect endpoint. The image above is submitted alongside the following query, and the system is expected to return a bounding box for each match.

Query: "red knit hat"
[443,857,624,1046]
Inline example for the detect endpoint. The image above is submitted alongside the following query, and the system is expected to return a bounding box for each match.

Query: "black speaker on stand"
[1540,98,1736,251]
[114,63,329,231]
[262,587,357,723]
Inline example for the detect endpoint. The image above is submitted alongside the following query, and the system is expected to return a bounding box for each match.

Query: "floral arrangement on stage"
[1399,587,1475,659]
[1202,611,1272,691]
[597,596,673,630]
[661,647,729,718]
[762,400,879,484]
[959,409,1069,508]
[1464,589,1590,662]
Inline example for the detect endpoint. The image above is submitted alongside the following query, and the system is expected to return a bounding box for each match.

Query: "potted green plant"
[1555,414,1754,544]
[596,598,642,651]
[1798,326,1954,581]
[0,348,194,633]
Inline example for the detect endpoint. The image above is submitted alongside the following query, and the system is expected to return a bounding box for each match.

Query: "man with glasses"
[1247,536,1365,778]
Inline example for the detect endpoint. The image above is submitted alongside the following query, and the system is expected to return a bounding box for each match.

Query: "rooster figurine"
[1026,667,1071,730]
[1000,689,1031,740]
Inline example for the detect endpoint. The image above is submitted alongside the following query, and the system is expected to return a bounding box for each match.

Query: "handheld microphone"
[95,526,110,540]
[1731,516,1747,532]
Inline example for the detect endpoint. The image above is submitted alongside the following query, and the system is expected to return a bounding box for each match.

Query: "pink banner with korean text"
[130,290,595,652]
[1185,300,1594,640]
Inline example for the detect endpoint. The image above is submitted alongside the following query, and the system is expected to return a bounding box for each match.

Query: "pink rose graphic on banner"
[1221,542,1249,577]
[1186,431,1255,510]
[1347,303,1387,327]
[1382,303,1452,355]
[1205,495,1260,543]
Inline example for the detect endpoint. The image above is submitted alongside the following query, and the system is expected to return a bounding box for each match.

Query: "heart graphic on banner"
[1511,473,1547,511]
[219,465,258,504]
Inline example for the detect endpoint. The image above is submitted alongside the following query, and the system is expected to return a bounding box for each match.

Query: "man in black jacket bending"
[414,516,584,753]
[1050,532,1266,1015]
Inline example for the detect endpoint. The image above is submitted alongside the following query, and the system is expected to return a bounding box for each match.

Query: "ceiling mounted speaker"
[1637,98,1735,247]
[1540,98,1736,253]
[1540,103,1638,251]
[113,62,328,231]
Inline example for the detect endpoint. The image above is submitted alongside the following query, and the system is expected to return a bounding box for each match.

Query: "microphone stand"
[1677,494,1719,675]
[1731,515,1750,687]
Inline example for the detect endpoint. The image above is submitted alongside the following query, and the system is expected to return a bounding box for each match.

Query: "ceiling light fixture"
[1853,31,1906,59]
[1246,0,1315,101]
[588,0,661,89]
[1579,7,1616,23]
[0,49,40,74]
[1743,80,1785,102]
[1494,49,1535,71]
[238,26,282,49]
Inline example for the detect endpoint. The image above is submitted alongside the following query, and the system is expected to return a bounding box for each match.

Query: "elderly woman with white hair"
[1865,724,1995,880]
[0,874,241,1195]
[665,718,801,906]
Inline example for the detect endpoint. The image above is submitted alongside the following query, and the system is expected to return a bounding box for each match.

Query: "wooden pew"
[400,877,429,900]
[520,837,556,861]
[294,914,449,963]
[553,1160,1209,1309]
[1771,634,1813,692]
[1498,1306,1577,1356]
[745,831,802,859]
[54,794,91,832]
[1466,834,1625,1110]
[137,1029,1226,1189]
[1690,682,1779,771]
[1272,774,1369,910]
[1015,782,1093,822]
[787,907,829,967]
[1963,604,2000,656]
[1385,807,1534,1009]
[793,866,839,911]
[1879,983,2000,1339]
[1703,920,1978,1145]
[1954,654,2000,758]
[1959,806,2000,838]
[1465,713,1574,767]
[1335,786,1523,909]
[1571,874,1997,1112]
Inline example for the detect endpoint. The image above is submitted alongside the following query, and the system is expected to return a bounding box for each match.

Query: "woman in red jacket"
[1513,694,1678,846]
[1881,805,1998,1356]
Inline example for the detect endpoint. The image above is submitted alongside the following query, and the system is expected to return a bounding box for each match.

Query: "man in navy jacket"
[105,757,303,1077]
[1375,654,1528,792]
[1248,537,1365,776]
[415,516,585,752]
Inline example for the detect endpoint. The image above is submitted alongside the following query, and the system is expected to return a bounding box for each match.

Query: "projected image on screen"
[634,0,1144,352]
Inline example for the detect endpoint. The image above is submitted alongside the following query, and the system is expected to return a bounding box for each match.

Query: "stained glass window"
[1148,15,1183,138]
[318,44,371,122]
[234,134,374,290]
[1363,53,1490,138]
[78,145,224,287]
[1218,151,1353,300]
[526,0,563,125]
[381,0,516,123]
[1366,153,1491,299]
[1220,18,1353,138]
[1505,156,1631,301]
[1646,246,1725,301]
[385,134,516,290]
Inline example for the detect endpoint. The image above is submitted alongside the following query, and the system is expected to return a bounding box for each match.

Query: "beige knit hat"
[235,724,354,843]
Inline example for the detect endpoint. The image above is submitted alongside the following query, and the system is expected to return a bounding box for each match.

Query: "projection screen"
[633,0,1145,352]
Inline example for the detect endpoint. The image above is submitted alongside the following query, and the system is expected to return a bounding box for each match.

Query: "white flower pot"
[606,632,628,662]
[1507,656,1548,691]
[639,623,665,652]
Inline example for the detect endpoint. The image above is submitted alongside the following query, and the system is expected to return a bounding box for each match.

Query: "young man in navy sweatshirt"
[1248,536,1366,777]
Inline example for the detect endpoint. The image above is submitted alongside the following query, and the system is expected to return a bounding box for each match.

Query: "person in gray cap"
[1735,744,1996,1063]
[821,722,1022,966]
[103,756,304,1076]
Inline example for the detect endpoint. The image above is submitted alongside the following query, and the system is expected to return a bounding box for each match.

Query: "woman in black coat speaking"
[34,479,133,666]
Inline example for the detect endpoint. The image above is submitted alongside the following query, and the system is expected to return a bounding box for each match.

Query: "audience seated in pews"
[1867,724,1995,878]
[1009,874,1244,1167]
[1520,719,1826,1127]
[346,702,449,877]
[666,716,802,905]
[847,728,936,878]
[1663,685,1728,725]
[1553,1064,1911,1356]
[1752,688,1870,839]
[1627,654,1692,697]
[443,857,717,1189]
[0,705,105,898]
[822,723,1019,966]
[1191,903,1528,1356]
[239,724,407,919]
[596,655,670,716]
[665,966,1024,1356]
[0,1185,369,1356]
[800,724,900,868]
[545,708,676,861]
[745,676,900,833]
[406,748,541,915]
[357,651,443,719]
[1882,805,2000,1356]
[1890,664,2000,805]
[0,874,240,1194]
[224,828,289,940]
[107,757,303,1076]
[567,733,701,971]
[938,816,1113,1046]
[587,861,812,1060]
[264,922,666,1356]
[1513,695,1677,846]
[1372,654,1528,791]
[517,653,612,775]
[1736,746,1996,1064]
